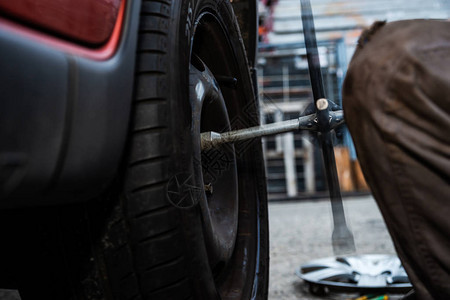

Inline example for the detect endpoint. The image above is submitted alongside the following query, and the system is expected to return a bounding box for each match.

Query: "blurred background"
[257,0,449,201]
[257,1,449,299]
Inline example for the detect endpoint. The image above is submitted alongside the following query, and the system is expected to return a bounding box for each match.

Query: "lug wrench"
[201,98,355,255]
[200,0,356,255]
[201,107,344,151]
[201,99,355,255]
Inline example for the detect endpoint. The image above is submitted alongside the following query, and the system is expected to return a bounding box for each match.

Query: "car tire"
[0,1,269,299]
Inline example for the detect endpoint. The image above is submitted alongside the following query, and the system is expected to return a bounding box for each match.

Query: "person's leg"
[343,20,450,300]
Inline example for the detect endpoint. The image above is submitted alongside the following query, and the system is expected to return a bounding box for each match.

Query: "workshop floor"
[268,195,406,300]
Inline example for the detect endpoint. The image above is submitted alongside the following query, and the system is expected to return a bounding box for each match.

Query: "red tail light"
[0,0,125,60]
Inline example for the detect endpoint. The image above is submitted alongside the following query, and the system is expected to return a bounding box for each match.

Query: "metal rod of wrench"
[301,0,355,255]
[201,111,344,151]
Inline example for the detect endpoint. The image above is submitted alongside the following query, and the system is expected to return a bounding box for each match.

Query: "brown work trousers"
[343,20,450,300]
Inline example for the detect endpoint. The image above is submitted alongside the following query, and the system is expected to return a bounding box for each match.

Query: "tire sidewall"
[166,1,268,299]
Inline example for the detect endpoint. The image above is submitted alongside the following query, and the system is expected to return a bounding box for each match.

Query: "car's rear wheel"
[0,1,268,299]
[113,0,269,298]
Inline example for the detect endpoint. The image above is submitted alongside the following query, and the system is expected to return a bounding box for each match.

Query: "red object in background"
[259,0,278,43]
[0,0,121,46]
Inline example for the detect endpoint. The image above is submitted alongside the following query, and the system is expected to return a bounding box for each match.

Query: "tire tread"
[108,2,192,298]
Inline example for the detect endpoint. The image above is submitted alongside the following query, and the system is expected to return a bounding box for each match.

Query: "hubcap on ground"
[297,254,412,294]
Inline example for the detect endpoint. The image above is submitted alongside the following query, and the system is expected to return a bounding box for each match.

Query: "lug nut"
[204,183,213,195]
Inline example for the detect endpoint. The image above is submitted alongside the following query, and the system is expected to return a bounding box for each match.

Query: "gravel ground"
[268,195,406,300]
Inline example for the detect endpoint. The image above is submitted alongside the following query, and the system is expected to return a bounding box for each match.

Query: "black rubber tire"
[116,0,269,298]
[0,1,269,299]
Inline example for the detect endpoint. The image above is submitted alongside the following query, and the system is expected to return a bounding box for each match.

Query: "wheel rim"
[189,57,239,276]
[188,11,259,299]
